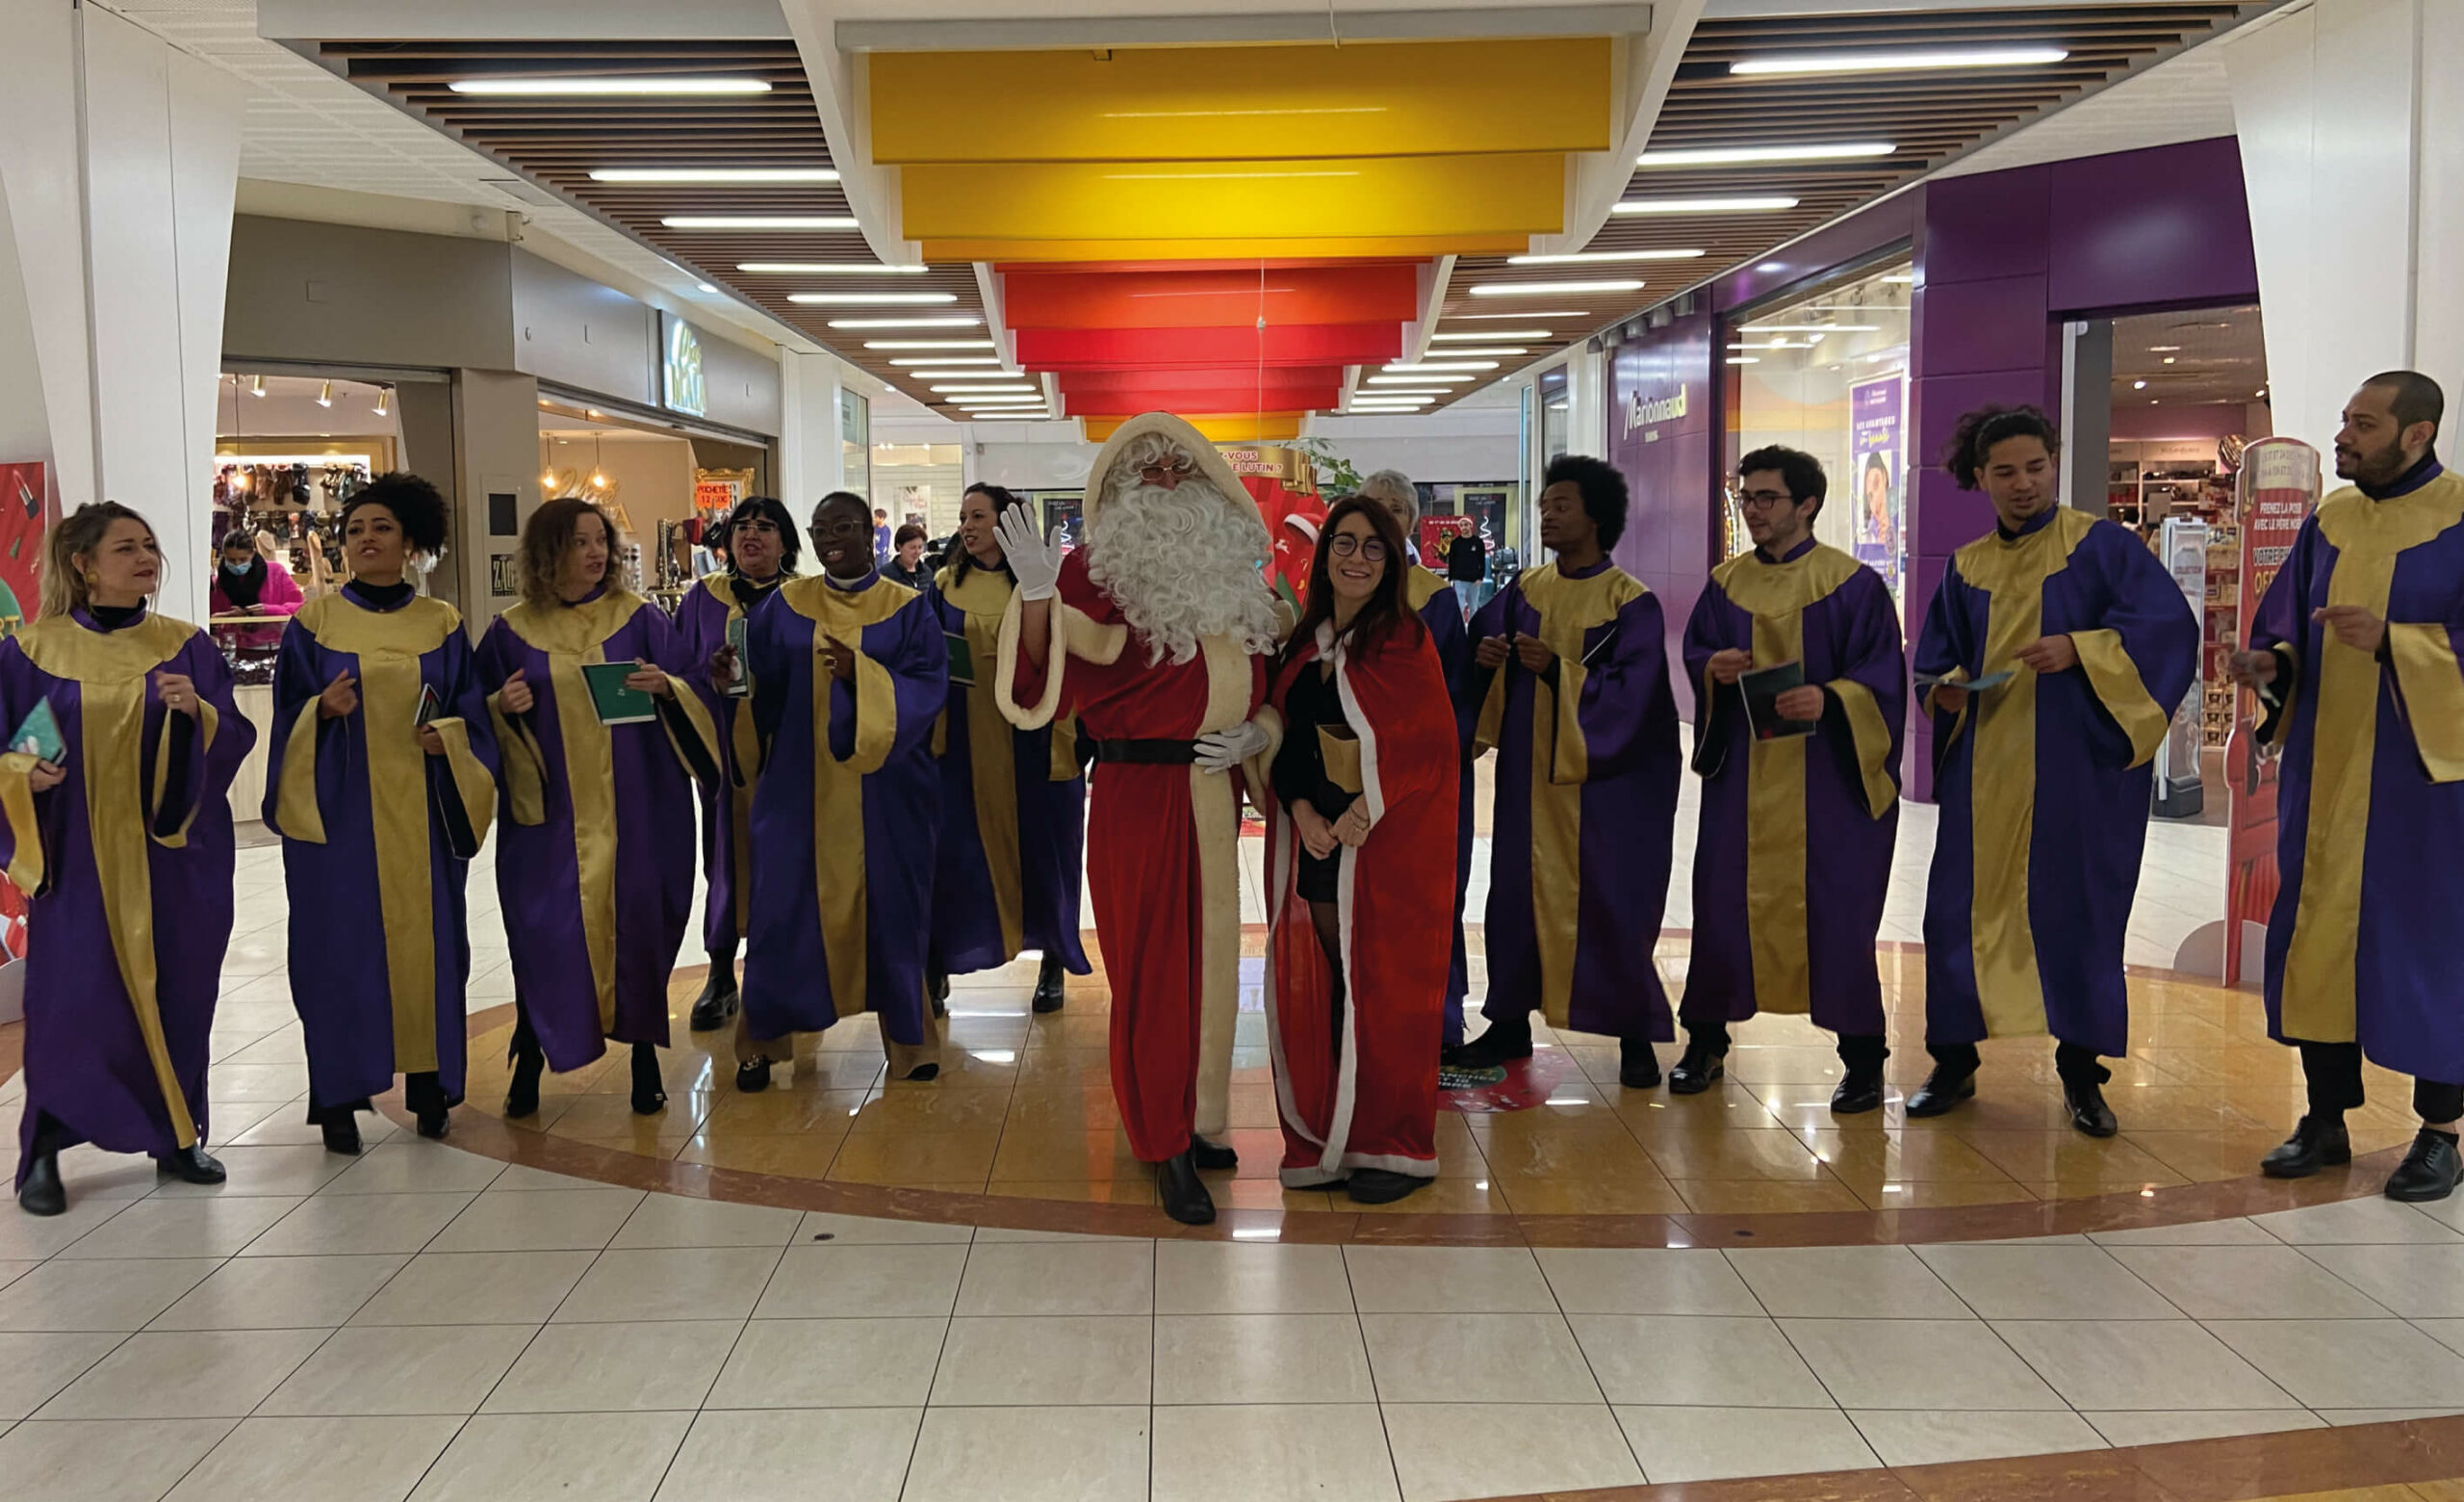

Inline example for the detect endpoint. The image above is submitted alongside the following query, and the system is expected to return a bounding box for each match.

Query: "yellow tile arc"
[920,233,1530,262]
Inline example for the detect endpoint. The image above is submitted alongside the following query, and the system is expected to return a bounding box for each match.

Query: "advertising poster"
[2221,437,2321,988]
[2153,517,2209,817]
[1417,513,1474,569]
[0,460,49,987]
[1848,376,1906,605]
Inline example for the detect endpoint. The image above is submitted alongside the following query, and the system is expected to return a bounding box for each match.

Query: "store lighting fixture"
[1506,249,1704,265]
[2163,356,2176,364]
[372,387,390,417]
[1416,347,1527,358]
[1361,389,1454,397]
[2133,380,2147,390]
[1726,356,1759,364]
[248,375,265,398]
[697,282,719,294]
[541,469,556,487]
[738,262,926,274]
[1638,142,1894,168]
[888,355,1000,365]
[908,370,1027,381]
[662,216,860,230]
[450,76,773,96]
[2149,345,2182,351]
[1467,280,1645,297]
[1883,273,1916,284]
[1732,46,2067,77]
[591,167,835,184]
[1729,340,1811,350]
[1382,361,1499,374]
[930,384,1039,394]
[1738,323,1879,333]
[315,381,333,408]
[1452,309,1586,320]
[1365,375,1470,386]
[829,317,981,330]
[863,339,996,350]
[1612,195,1799,215]
[1432,329,1549,342]
[786,292,957,305]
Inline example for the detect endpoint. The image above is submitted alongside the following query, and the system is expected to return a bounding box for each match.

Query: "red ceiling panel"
[1065,388,1343,419]
[1056,365,1347,394]
[1017,324,1401,371]
[1003,264,1422,331]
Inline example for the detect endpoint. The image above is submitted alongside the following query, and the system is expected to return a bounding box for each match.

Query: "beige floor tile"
[610,1196,803,1249]
[902,1405,1148,1502]
[0,1257,223,1331]
[754,1242,968,1318]
[240,1193,478,1257]
[2085,1216,2286,1246]
[426,1189,645,1254]
[705,1317,946,1409]
[1342,1245,1553,1315]
[2299,1243,2464,1318]
[348,1251,597,1327]
[552,1246,782,1323]
[151,1144,357,1198]
[1846,1408,2107,1467]
[1911,1242,2181,1320]
[1616,1404,1879,1485]
[954,1239,1153,1316]
[154,1254,409,1331]
[38,1329,330,1419]
[2248,1197,2462,1245]
[2315,1404,2464,1425]
[933,1314,1150,1406]
[1360,1312,1601,1405]
[0,1197,141,1261]
[1149,1402,1398,1502]
[1154,1314,1373,1405]
[1571,1314,1835,1408]
[793,1210,972,1246]
[2105,1244,2393,1320]
[0,1332,128,1421]
[652,1407,919,1502]
[259,1323,535,1415]
[54,1196,301,1260]
[1992,1318,2297,1410]
[164,1414,464,1502]
[322,1140,506,1195]
[1156,1241,1354,1315]
[1778,1318,2067,1411]
[0,1416,238,1502]
[475,1164,615,1193]
[1725,1245,1969,1319]
[408,1411,692,1502]
[479,1319,739,1412]
[1382,1402,1642,1499]
[2082,1407,2323,1448]
[2206,1318,2464,1408]
[1534,1248,1762,1316]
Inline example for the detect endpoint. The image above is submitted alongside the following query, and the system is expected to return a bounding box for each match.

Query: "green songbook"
[580,661,658,725]
[945,631,977,689]
[8,698,64,764]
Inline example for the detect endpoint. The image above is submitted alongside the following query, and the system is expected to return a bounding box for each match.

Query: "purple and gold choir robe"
[1406,567,1477,1047]
[2250,461,2464,1079]
[265,585,499,1114]
[475,585,718,1074]
[924,560,1090,979]
[0,610,253,1180]
[674,573,778,956]
[1914,506,2199,1055]
[1472,560,1683,1042]
[740,571,948,1075]
[1682,541,1906,1035]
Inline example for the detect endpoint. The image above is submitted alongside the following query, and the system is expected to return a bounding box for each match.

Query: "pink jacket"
[209,559,304,649]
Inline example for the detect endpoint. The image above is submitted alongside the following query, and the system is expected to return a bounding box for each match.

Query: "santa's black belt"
[1087,738,1199,765]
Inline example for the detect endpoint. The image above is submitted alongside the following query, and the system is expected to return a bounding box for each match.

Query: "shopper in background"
[4,502,256,1214]
[886,522,933,591]
[923,481,1091,1019]
[1261,495,1457,1202]
[477,497,719,1122]
[210,528,304,650]
[1359,470,1422,563]
[1912,405,2199,1136]
[264,474,497,1152]
[673,494,798,1033]
[1677,447,1906,1113]
[873,507,893,568]
[1448,454,1683,1088]
[733,491,949,1090]
[2233,371,2464,1200]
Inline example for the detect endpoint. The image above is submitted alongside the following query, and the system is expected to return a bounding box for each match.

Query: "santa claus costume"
[997,414,1283,1225]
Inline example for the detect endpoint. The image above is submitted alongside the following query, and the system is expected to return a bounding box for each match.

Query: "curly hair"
[1543,453,1631,550]
[340,472,450,557]
[1940,404,2060,491]
[516,496,618,608]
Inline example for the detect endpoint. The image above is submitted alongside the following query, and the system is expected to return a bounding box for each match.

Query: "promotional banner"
[1848,375,1906,606]
[2222,437,2321,987]
[0,459,49,991]
[2153,517,2209,818]
[1418,513,1475,570]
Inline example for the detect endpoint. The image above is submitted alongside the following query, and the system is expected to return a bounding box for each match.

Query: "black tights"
[2297,1041,2464,1124]
[1309,900,1346,1055]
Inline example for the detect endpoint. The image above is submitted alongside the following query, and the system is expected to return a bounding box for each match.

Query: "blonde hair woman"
[2,503,256,1215]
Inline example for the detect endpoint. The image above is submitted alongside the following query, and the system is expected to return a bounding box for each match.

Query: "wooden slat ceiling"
[1433,3,2272,411]
[316,39,994,415]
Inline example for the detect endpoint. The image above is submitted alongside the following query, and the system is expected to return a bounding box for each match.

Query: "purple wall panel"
[1917,276,2054,376]
[1606,311,1717,720]
[1922,168,2051,284]
[2046,137,2258,315]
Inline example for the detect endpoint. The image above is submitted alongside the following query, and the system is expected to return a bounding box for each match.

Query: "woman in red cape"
[1258,495,1459,1204]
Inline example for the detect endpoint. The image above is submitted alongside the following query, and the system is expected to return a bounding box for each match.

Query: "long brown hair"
[1280,493,1421,670]
[516,496,617,608]
[41,501,157,620]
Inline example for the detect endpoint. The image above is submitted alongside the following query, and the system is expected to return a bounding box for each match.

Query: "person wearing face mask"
[263,474,497,1152]
[923,482,1090,1018]
[477,498,720,1121]
[1911,405,2199,1136]
[1259,495,1457,1203]
[4,503,256,1214]
[208,528,303,651]
[676,494,800,1033]
[2231,372,2464,1201]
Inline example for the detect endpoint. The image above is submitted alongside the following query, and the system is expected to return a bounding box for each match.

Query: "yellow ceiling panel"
[901,153,1565,243]
[870,38,1612,164]
[923,233,1527,262]
[1082,414,1305,443]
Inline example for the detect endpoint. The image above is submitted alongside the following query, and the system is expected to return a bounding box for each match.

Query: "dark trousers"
[2296,1040,2464,1123]
[1924,1039,2110,1089]
[1681,1013,1887,1073]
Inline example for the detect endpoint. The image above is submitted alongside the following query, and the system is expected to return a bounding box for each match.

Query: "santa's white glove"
[1193,721,1270,774]
[996,504,1063,602]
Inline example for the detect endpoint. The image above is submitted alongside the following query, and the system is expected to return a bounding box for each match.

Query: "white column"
[778,349,846,512]
[2226,0,2464,454]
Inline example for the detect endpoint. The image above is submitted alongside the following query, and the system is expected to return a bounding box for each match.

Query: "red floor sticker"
[1442,1048,1579,1113]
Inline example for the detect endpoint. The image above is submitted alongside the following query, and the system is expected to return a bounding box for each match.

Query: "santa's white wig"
[1085,429,1280,665]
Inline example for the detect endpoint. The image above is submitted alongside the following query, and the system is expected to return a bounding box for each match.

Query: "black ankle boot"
[1831,1067,1886,1116]
[2385,1127,2463,1203]
[1906,1062,1977,1117]
[1619,1037,1662,1090]
[504,1038,545,1119]
[1032,955,1067,1014]
[1156,1148,1216,1226]
[630,1042,668,1115]
[155,1144,226,1184]
[1347,1168,1431,1204]
[16,1152,64,1216]
[321,1115,364,1155]
[689,963,740,1032]
[1191,1136,1237,1171]
[1668,1035,1726,1096]
[1445,1016,1533,1070]
[2262,1115,2351,1178]
[2063,1077,2118,1138]
[735,1056,773,1093]
[403,1072,450,1140]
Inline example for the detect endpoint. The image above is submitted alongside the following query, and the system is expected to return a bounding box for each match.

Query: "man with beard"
[996,414,1284,1225]
[2233,372,2464,1201]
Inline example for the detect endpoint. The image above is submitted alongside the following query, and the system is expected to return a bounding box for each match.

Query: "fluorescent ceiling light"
[1452,309,1584,320]
[863,339,995,350]
[1383,362,1498,374]
[1350,395,1435,403]
[450,77,771,96]
[1467,280,1644,297]
[829,317,981,329]
[1613,195,1799,215]
[1433,329,1549,341]
[1732,47,2067,77]
[889,355,1000,365]
[592,167,836,183]
[1729,340,1811,350]
[2148,345,2182,351]
[662,216,860,229]
[1365,375,1471,385]
[1638,142,1894,168]
[787,292,956,305]
[738,262,923,274]
[1883,273,1916,284]
[2133,379,2147,390]
[930,384,1039,394]
[695,282,718,294]
[1417,347,1526,357]
[1739,323,1880,333]
[1507,249,1703,265]
[1726,356,1760,365]
[1361,388,1455,396]
[907,370,1026,380]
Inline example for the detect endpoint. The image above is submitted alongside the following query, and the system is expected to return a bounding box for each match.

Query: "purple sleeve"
[1682,579,1742,777]
[154,635,253,836]
[1573,590,1674,780]
[261,609,336,834]
[2086,523,2203,721]
[1417,589,1476,755]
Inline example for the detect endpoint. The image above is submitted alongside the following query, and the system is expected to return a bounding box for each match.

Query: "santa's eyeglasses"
[1138,459,1194,484]
[1327,535,1389,562]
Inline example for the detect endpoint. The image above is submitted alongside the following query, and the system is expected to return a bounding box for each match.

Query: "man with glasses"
[1676,449,1907,1114]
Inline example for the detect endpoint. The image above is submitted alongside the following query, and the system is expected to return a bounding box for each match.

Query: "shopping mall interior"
[3,1,2463,1500]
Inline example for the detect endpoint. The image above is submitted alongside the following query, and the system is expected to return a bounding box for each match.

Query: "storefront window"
[872,442,964,537]
[1725,257,1914,613]
[838,389,870,500]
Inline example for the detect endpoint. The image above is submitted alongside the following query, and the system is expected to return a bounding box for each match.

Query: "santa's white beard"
[1086,481,1281,664]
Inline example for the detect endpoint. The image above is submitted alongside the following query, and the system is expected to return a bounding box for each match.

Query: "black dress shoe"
[321,1116,363,1155]
[1905,1064,1977,1118]
[1619,1037,1662,1090]
[902,1061,940,1082]
[735,1057,773,1093]
[1347,1169,1431,1204]
[2385,1127,2463,1203]
[1444,1017,1533,1070]
[15,1152,64,1216]
[2064,1078,2118,1138]
[1192,1136,1238,1171]
[1830,1069,1885,1116]
[2261,1114,2350,1178]
[688,967,740,1032]
[927,967,950,1020]
[1157,1149,1217,1226]
[155,1144,227,1184]
[416,1105,450,1141]
[1668,1041,1725,1096]
[1031,955,1067,1015]
[504,1044,545,1119]
[630,1043,668,1115]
